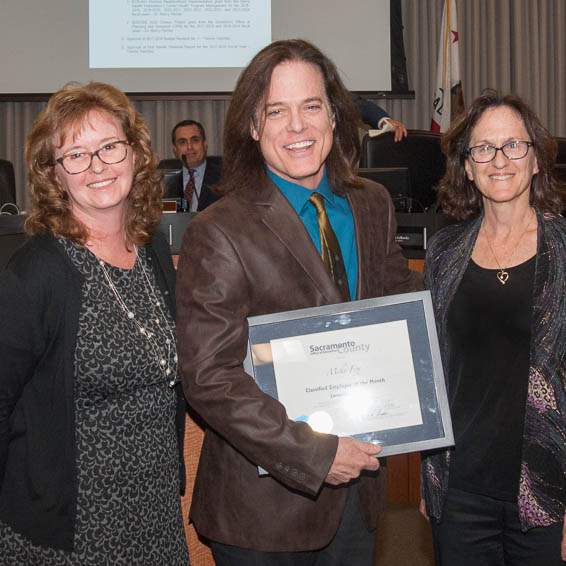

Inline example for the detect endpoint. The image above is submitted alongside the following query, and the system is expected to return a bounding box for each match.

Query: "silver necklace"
[97,247,179,387]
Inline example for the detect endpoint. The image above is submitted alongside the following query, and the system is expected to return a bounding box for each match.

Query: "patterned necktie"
[184,168,196,208]
[309,192,351,302]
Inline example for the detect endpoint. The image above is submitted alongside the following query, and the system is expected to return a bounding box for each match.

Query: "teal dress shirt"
[267,168,358,299]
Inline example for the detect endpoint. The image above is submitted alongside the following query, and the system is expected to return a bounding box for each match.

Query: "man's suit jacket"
[352,93,390,128]
[176,176,420,552]
[162,157,221,210]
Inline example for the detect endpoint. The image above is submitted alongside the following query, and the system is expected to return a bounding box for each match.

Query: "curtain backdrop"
[1,0,565,208]
[381,0,566,140]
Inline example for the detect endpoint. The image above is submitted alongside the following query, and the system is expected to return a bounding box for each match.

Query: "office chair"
[0,158,17,211]
[360,131,445,210]
[554,136,566,165]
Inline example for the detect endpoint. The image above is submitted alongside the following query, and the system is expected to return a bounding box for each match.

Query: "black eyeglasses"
[55,140,131,174]
[467,140,534,163]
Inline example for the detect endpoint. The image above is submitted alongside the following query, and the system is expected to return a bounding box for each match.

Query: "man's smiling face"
[252,59,335,190]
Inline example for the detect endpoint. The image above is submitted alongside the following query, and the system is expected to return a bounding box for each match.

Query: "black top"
[447,255,535,501]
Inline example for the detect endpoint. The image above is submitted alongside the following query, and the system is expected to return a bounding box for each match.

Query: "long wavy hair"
[218,39,362,196]
[437,89,566,220]
[25,82,163,245]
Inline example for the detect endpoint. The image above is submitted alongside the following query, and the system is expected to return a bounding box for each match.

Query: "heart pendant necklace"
[496,269,509,284]
[483,210,535,285]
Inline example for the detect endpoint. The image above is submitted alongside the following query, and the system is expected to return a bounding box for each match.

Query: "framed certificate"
[243,291,453,457]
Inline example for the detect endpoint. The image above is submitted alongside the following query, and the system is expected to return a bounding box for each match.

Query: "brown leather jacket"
[176,176,421,552]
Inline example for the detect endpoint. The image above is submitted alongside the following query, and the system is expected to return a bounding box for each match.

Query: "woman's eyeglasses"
[466,140,533,163]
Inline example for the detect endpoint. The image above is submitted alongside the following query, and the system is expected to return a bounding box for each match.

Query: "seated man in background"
[164,119,221,211]
[352,93,408,142]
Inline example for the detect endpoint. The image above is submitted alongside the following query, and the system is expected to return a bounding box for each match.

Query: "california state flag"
[430,0,464,132]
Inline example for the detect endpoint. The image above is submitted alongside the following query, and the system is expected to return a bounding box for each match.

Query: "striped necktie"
[184,168,196,208]
[309,192,351,302]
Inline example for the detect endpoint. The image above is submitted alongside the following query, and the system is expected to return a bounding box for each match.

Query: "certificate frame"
[243,291,453,457]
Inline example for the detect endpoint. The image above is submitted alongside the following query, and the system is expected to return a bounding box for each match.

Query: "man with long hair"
[177,39,419,566]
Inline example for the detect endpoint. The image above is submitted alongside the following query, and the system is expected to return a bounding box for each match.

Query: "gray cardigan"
[0,232,184,550]
[422,209,566,531]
